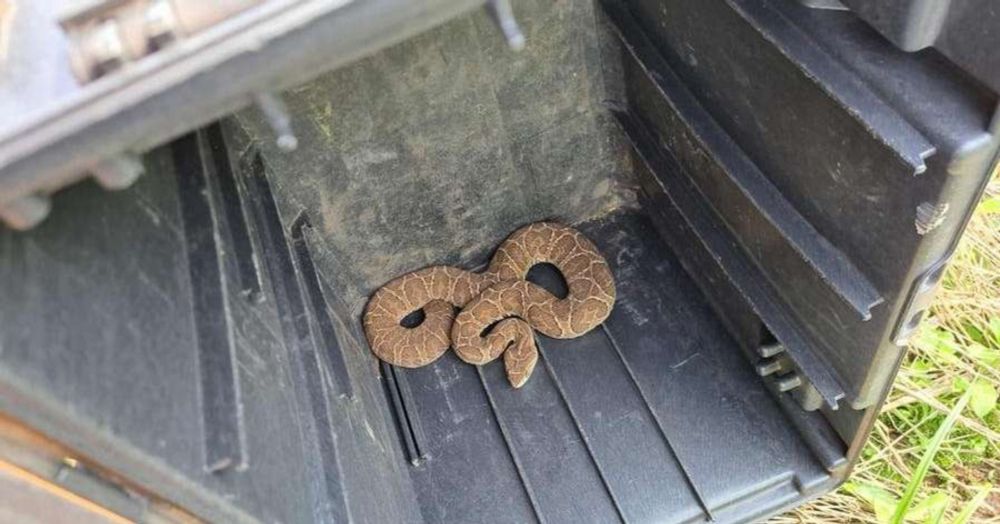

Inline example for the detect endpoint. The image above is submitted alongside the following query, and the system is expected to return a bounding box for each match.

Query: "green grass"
[774,175,1000,523]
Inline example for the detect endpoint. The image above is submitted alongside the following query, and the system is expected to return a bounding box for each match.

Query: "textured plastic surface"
[613,0,999,410]
[832,0,1000,93]
[0,0,997,522]
[0,0,480,223]
[395,211,837,523]
[0,137,836,523]
[0,3,837,520]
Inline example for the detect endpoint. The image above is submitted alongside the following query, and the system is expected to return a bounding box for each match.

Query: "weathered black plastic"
[614,0,998,412]
[0,134,838,522]
[0,0,997,522]
[827,0,1000,93]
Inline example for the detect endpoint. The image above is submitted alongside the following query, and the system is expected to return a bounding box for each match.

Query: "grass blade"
[951,486,991,524]
[927,502,947,524]
[909,492,949,523]
[889,386,973,524]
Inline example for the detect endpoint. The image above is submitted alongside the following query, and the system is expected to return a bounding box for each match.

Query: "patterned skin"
[363,222,616,387]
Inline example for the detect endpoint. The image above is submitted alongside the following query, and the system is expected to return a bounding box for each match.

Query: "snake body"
[363,222,615,387]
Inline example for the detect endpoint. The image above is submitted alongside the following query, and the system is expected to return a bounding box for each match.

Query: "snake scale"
[363,222,616,388]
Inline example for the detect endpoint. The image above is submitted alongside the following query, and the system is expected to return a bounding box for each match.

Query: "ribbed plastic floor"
[386,210,831,524]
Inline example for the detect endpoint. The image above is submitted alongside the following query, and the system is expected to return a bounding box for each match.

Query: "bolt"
[91,154,145,190]
[254,92,298,151]
[86,19,126,77]
[486,0,526,51]
[145,0,180,50]
[0,194,52,230]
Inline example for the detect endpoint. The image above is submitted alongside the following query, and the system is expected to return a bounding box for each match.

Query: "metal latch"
[60,0,264,83]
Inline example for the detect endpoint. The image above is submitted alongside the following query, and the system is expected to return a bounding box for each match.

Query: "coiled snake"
[363,222,616,387]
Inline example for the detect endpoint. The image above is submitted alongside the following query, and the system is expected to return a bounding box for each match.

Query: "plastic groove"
[240,151,350,523]
[707,471,799,517]
[612,106,846,409]
[769,390,849,473]
[202,124,262,302]
[475,368,546,524]
[599,324,716,521]
[379,364,424,465]
[607,2,883,321]
[630,192,850,474]
[290,213,355,400]
[172,132,246,474]
[390,367,429,464]
[534,341,628,524]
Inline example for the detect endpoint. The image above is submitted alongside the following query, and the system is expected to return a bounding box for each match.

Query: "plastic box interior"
[2,0,998,522]
[0,2,838,522]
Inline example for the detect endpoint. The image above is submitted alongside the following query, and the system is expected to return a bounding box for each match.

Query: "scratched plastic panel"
[0,133,425,523]
[401,354,539,524]
[592,212,831,513]
[387,210,831,523]
[0,150,324,523]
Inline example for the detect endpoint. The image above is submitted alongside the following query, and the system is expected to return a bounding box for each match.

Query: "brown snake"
[363,222,616,387]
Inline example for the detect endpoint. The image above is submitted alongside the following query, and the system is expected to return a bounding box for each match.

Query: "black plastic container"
[826,0,999,93]
[0,0,996,522]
